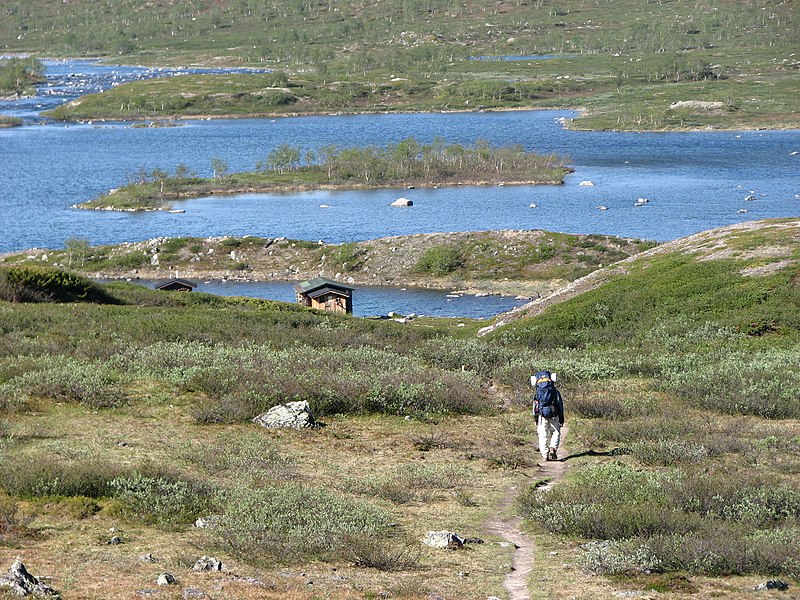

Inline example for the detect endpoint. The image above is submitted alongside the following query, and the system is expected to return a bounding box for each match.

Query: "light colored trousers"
[537,416,561,458]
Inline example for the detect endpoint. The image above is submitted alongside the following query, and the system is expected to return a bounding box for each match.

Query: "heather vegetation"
[0,222,798,596]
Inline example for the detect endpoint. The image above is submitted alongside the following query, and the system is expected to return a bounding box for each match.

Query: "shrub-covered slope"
[485,218,800,343]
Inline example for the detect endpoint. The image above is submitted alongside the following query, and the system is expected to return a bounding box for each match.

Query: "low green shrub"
[0,265,117,304]
[415,245,464,276]
[117,342,488,420]
[0,455,129,498]
[631,439,710,466]
[660,350,800,419]
[346,534,420,571]
[628,528,800,578]
[355,463,470,504]
[183,433,297,483]
[110,472,213,529]
[521,462,800,572]
[0,491,33,536]
[6,358,127,408]
[214,484,389,562]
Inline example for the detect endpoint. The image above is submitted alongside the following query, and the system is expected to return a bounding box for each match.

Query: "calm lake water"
[112,279,527,319]
[2,62,799,257]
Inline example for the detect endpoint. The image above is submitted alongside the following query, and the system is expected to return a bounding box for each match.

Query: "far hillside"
[6,0,796,129]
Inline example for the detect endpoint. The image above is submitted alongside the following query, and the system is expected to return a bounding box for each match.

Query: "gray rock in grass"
[192,557,224,572]
[0,558,61,598]
[252,400,317,429]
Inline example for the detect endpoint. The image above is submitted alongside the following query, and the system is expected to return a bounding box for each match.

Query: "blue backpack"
[534,371,558,419]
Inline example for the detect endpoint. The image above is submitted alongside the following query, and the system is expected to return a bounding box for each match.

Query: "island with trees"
[75,137,570,211]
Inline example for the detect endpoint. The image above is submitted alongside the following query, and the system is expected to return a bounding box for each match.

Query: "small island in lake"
[75,137,571,211]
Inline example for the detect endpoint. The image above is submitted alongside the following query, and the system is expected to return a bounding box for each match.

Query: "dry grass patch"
[0,402,532,599]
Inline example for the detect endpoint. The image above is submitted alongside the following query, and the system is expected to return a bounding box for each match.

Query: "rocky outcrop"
[192,557,224,572]
[0,559,61,598]
[390,197,413,206]
[252,400,317,429]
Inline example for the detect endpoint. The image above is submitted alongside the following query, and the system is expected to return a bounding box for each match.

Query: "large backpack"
[534,371,558,419]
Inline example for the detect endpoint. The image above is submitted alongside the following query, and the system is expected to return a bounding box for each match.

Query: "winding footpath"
[484,427,569,600]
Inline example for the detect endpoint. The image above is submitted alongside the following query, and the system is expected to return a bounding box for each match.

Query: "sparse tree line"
[252,137,566,184]
[0,57,44,95]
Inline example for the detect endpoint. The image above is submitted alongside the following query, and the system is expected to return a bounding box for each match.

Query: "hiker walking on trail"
[532,370,564,462]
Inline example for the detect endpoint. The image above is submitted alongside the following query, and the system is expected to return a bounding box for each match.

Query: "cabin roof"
[294,277,354,295]
[306,287,350,300]
[154,278,198,290]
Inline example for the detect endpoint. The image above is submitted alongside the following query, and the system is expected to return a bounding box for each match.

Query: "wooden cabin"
[154,278,197,292]
[294,277,353,314]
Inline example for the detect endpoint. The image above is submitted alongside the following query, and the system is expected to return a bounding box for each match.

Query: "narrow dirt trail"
[483,427,569,600]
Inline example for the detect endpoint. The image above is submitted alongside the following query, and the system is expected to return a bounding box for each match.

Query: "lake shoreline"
[74,177,570,212]
[52,102,800,133]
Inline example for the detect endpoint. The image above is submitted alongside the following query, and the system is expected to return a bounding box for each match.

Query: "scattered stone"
[140,554,158,563]
[487,596,503,600]
[423,531,464,549]
[183,588,207,598]
[669,100,725,111]
[107,535,123,545]
[390,197,413,207]
[463,537,484,545]
[192,557,224,572]
[252,400,318,429]
[754,580,789,591]
[0,559,61,598]
[194,515,221,529]
[156,573,176,586]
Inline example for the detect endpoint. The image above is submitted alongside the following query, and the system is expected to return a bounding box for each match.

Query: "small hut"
[294,277,354,314]
[154,278,197,292]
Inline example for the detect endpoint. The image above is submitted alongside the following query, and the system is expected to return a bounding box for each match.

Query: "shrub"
[0,265,117,304]
[0,491,33,536]
[183,433,297,483]
[415,245,464,276]
[0,455,130,498]
[330,242,364,272]
[110,472,213,529]
[631,439,710,466]
[660,351,800,418]
[214,484,389,562]
[346,535,420,571]
[8,358,127,408]
[356,463,470,504]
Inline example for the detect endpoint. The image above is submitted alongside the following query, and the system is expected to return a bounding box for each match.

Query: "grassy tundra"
[0,219,798,598]
[0,0,791,130]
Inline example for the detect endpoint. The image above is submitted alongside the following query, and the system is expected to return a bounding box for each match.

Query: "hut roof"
[154,278,198,290]
[294,277,354,295]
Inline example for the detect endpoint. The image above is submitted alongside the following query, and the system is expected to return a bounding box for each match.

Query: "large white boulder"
[253,400,317,429]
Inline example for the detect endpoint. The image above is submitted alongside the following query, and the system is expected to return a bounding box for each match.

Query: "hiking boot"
[548,448,558,461]
[542,454,550,462]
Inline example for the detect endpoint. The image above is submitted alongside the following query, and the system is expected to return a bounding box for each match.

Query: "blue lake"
[1,61,799,254]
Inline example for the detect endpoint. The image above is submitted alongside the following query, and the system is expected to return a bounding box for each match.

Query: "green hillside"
[4,0,796,129]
